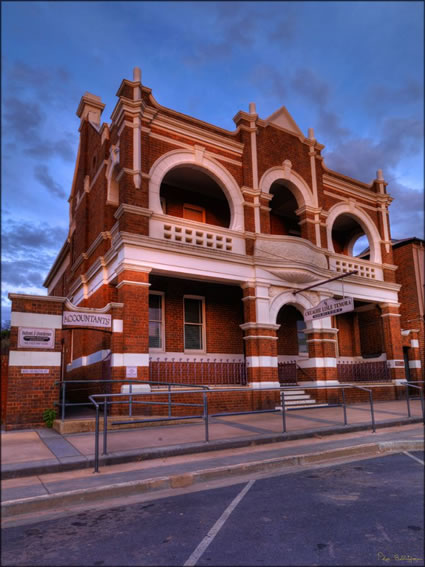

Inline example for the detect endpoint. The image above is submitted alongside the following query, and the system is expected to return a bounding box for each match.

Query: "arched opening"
[335,301,384,358]
[331,214,370,257]
[277,305,308,356]
[160,166,231,228]
[269,181,301,237]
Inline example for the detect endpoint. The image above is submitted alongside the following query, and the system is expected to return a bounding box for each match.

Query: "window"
[296,319,308,354]
[183,203,205,223]
[184,297,204,351]
[149,293,164,349]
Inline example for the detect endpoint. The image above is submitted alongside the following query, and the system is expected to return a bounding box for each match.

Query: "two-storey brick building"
[5,68,422,428]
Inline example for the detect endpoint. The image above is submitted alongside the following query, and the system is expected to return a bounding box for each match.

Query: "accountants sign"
[304,297,354,322]
[62,311,112,328]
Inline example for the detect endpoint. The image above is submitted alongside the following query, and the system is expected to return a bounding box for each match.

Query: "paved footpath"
[1,400,423,523]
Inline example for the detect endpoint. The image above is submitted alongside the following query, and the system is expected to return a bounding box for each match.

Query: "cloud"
[250,64,287,100]
[3,97,44,134]
[366,80,424,111]
[2,220,67,257]
[323,116,424,182]
[387,181,424,239]
[25,137,76,162]
[291,67,330,107]
[317,109,351,144]
[34,165,67,199]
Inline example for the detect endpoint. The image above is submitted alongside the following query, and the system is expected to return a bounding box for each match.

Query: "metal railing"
[278,361,297,384]
[88,383,380,473]
[55,379,209,422]
[337,360,391,382]
[404,381,425,419]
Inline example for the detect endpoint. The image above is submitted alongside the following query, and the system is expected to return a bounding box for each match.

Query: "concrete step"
[281,394,310,401]
[282,390,306,396]
[284,399,317,406]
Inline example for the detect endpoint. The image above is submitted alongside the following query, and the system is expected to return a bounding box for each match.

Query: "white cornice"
[8,293,67,303]
[114,203,153,220]
[322,174,379,201]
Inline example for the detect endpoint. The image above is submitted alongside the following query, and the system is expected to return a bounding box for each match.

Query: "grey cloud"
[25,136,76,162]
[250,65,286,100]
[3,97,44,134]
[387,181,424,239]
[323,116,424,182]
[2,220,67,257]
[317,109,351,144]
[34,165,67,199]
[291,68,330,107]
[367,80,424,110]
[2,261,45,289]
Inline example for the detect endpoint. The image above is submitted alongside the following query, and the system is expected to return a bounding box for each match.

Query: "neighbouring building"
[4,68,423,429]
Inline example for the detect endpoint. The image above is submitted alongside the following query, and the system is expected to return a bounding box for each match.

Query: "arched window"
[331,214,370,258]
[269,182,301,237]
[160,166,231,228]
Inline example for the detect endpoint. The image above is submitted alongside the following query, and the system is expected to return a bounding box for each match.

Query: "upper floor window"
[184,296,205,351]
[149,292,164,350]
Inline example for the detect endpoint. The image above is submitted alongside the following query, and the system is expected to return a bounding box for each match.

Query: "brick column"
[6,294,65,429]
[380,303,405,381]
[302,327,339,383]
[406,329,422,382]
[112,267,151,392]
[240,283,280,409]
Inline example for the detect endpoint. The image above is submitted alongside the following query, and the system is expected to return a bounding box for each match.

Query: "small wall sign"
[18,327,55,349]
[62,311,112,328]
[21,369,50,374]
[304,297,354,322]
[126,366,138,378]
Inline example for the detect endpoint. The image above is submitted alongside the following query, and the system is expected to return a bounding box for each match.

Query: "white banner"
[18,327,55,349]
[304,297,354,321]
[62,311,112,328]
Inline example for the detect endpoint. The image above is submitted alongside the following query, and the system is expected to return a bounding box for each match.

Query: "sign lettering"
[304,297,354,322]
[62,311,111,328]
[18,327,55,349]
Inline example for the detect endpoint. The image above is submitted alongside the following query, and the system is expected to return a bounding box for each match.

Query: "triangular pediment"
[265,106,304,137]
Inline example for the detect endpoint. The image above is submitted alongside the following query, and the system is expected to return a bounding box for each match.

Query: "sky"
[1,1,424,325]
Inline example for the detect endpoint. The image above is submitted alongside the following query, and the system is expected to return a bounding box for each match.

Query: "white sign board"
[21,369,50,374]
[304,297,354,322]
[18,327,55,349]
[126,366,138,378]
[62,311,111,328]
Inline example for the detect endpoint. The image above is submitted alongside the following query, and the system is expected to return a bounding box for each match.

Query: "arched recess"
[149,149,245,231]
[270,291,314,325]
[105,145,120,206]
[326,203,382,264]
[259,164,314,208]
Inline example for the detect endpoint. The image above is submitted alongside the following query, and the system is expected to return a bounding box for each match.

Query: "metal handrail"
[403,382,425,419]
[88,382,381,473]
[56,379,209,421]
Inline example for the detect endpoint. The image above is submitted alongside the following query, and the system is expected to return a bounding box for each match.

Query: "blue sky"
[1,1,424,324]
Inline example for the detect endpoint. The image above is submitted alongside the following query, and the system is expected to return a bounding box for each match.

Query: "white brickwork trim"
[11,312,62,329]
[298,358,337,368]
[411,339,419,348]
[9,351,61,367]
[121,384,151,393]
[113,319,123,332]
[67,349,111,371]
[111,353,150,367]
[246,356,278,368]
[249,381,280,390]
[409,360,422,369]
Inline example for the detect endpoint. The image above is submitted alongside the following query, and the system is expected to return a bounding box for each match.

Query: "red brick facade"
[3,69,422,428]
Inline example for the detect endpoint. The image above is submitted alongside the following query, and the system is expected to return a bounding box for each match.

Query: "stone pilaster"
[380,303,405,380]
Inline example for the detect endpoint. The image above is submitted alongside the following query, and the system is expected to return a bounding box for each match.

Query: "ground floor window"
[149,292,164,349]
[296,319,308,354]
[184,296,205,351]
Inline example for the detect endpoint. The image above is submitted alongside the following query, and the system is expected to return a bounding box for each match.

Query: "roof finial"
[308,128,315,140]
[377,169,384,181]
[133,67,141,82]
[249,102,256,114]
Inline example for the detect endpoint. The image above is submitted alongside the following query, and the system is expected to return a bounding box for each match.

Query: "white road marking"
[183,480,255,566]
[403,451,424,465]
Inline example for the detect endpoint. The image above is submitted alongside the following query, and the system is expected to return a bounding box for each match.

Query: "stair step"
[284,399,316,406]
[281,394,310,401]
[282,390,306,396]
